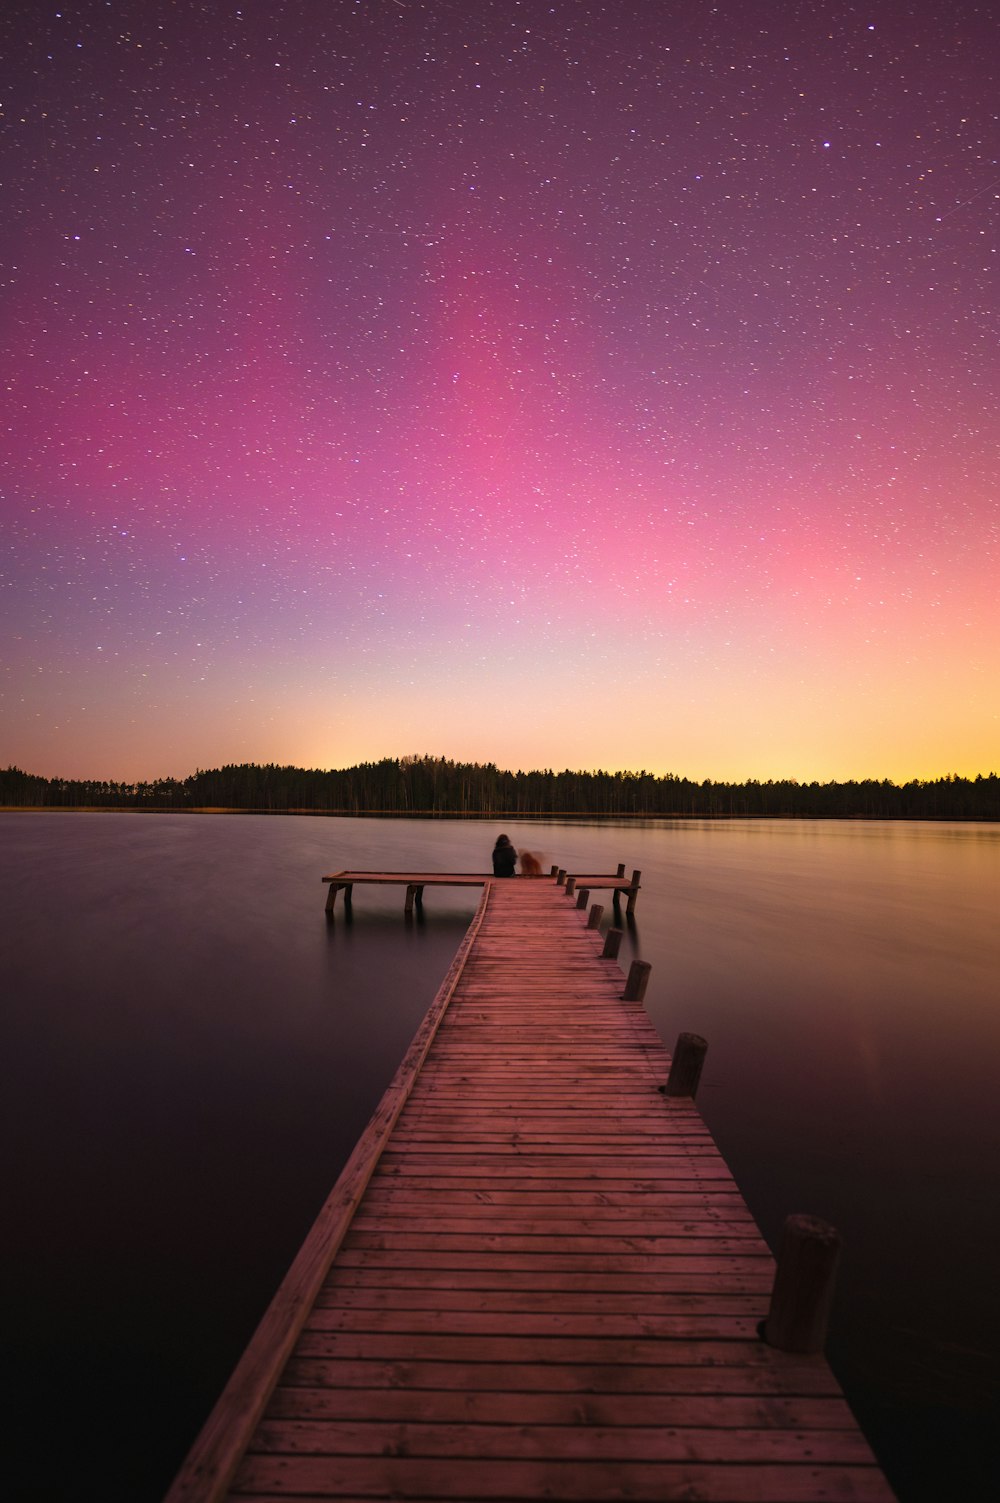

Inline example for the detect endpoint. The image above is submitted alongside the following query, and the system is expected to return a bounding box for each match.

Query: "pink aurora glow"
[3,1,998,782]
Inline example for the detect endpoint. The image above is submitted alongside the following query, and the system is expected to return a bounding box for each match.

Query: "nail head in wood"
[664,1032,708,1098]
[763,1214,842,1354]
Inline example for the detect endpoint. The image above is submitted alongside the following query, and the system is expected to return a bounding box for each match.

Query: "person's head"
[494,834,511,848]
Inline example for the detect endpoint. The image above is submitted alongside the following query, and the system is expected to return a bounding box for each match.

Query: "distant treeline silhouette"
[2,756,998,819]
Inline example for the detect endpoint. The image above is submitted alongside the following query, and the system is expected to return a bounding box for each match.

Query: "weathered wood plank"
[321,1264,774,1290]
[280,1355,845,1396]
[265,1386,861,1428]
[292,1331,823,1364]
[341,1234,769,1256]
[229,1455,894,1501]
[331,1248,773,1274]
[346,1214,760,1237]
[368,1162,742,1181]
[359,1188,742,1205]
[248,1417,879,1463]
[347,1209,755,1229]
[312,1287,773,1310]
[302,1308,767,1338]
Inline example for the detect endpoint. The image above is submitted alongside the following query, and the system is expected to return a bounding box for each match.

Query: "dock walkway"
[167,876,893,1501]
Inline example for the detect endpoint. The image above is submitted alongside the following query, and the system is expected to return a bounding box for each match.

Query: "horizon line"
[5,758,998,789]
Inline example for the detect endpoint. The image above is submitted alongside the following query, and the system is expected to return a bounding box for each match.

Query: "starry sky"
[3,0,998,784]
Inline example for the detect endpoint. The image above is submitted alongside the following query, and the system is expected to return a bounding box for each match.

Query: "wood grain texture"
[166,877,894,1501]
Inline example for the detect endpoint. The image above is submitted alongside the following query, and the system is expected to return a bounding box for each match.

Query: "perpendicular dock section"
[321,867,641,917]
[323,872,488,915]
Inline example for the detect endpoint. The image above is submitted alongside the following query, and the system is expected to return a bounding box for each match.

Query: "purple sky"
[3,0,998,781]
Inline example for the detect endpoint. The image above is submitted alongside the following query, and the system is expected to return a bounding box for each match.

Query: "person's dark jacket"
[492,839,517,877]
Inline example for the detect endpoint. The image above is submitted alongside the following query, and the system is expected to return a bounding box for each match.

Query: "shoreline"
[2,806,999,823]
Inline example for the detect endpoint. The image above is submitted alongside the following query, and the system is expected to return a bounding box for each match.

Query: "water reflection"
[2,813,998,1501]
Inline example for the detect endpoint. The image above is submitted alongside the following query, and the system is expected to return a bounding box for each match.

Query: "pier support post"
[663,1033,708,1098]
[565,875,577,895]
[405,884,424,916]
[550,865,559,877]
[627,870,641,915]
[622,960,651,1003]
[763,1215,841,1354]
[343,884,353,914]
[602,927,623,960]
[587,903,604,929]
[576,887,590,909]
[324,882,339,914]
[556,869,566,886]
[616,863,626,878]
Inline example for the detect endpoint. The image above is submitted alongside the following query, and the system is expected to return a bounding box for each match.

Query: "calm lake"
[2,813,998,1501]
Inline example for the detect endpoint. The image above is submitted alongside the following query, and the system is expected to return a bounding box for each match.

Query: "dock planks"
[167,877,894,1502]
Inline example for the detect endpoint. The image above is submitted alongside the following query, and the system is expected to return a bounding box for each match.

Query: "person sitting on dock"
[491,834,517,877]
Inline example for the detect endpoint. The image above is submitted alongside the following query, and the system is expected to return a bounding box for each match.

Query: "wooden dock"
[323,867,641,915]
[166,874,894,1502]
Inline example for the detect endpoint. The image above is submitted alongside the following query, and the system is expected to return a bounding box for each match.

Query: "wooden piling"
[627,869,641,915]
[663,1032,708,1099]
[565,875,577,896]
[764,1214,842,1354]
[575,887,590,909]
[616,862,626,877]
[602,926,623,959]
[622,958,651,1002]
[403,884,426,915]
[587,903,604,929]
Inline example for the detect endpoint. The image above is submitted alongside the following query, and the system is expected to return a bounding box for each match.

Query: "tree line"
[2,756,998,820]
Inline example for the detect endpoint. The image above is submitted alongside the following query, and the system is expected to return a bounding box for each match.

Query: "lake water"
[2,813,998,1501]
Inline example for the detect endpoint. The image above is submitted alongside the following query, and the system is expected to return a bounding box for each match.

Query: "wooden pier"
[323,866,641,915]
[166,872,893,1502]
